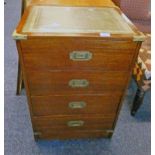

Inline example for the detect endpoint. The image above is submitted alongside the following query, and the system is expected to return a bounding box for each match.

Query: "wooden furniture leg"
[131,88,145,116]
[16,60,24,95]
[16,0,27,95]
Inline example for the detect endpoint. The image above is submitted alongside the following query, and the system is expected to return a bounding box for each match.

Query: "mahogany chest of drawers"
[13,5,145,140]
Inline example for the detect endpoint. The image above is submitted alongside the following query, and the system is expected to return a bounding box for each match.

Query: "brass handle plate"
[70,51,92,61]
[69,101,86,109]
[67,120,84,127]
[69,79,89,88]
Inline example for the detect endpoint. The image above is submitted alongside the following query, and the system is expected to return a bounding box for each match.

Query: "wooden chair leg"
[131,88,145,116]
[16,59,24,95]
[16,0,27,95]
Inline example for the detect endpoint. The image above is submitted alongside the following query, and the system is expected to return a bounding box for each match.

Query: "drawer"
[31,93,122,116]
[34,129,111,140]
[27,70,128,95]
[20,38,137,51]
[32,114,115,131]
[21,38,136,71]
[23,49,134,71]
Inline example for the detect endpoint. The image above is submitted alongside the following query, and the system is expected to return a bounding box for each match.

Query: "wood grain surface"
[34,129,111,140]
[30,0,116,7]
[21,38,137,71]
[31,93,122,116]
[27,70,128,95]
[32,114,115,130]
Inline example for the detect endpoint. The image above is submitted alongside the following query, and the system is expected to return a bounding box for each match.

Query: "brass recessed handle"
[69,79,89,88]
[67,120,84,127]
[70,51,92,61]
[69,101,86,109]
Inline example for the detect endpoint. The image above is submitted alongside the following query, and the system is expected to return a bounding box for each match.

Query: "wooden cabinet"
[13,5,145,140]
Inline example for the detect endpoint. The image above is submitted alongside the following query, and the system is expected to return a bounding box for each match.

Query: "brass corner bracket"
[133,33,146,42]
[12,30,27,40]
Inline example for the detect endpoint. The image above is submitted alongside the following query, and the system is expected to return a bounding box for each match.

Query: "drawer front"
[23,49,134,71]
[21,38,136,71]
[27,71,128,95]
[20,38,137,51]
[33,114,115,131]
[31,93,121,116]
[34,129,111,140]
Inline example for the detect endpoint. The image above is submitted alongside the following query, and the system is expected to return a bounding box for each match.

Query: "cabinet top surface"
[20,6,135,35]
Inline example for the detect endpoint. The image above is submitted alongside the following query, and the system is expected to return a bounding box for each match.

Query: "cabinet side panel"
[111,42,142,132]
[16,41,35,138]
